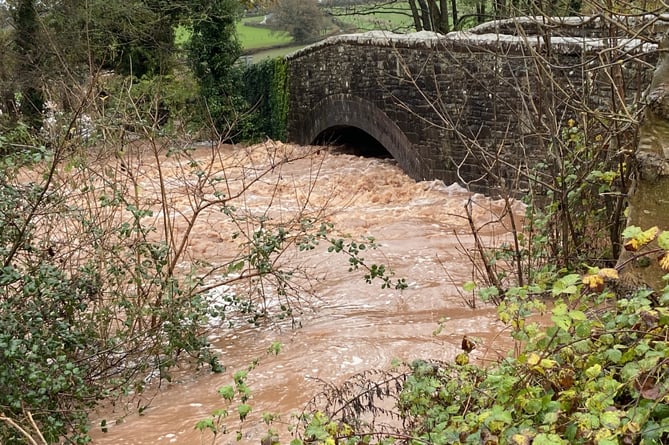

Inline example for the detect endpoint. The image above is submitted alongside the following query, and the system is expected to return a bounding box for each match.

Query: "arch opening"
[291,94,422,180]
[313,125,392,158]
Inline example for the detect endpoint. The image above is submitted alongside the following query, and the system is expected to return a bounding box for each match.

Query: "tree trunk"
[494,0,506,18]
[475,1,485,24]
[568,0,582,14]
[416,0,432,31]
[12,0,43,127]
[436,0,449,33]
[450,0,458,29]
[407,0,423,31]
[617,37,669,290]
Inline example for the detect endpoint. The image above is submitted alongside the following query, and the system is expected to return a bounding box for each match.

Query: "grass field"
[237,17,293,50]
[175,2,418,63]
[175,20,293,52]
[328,2,415,32]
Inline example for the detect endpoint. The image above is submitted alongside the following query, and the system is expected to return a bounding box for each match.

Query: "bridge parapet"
[468,14,669,39]
[286,18,658,192]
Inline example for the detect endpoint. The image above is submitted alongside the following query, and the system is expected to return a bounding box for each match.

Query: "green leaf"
[552,302,568,316]
[605,348,622,364]
[585,364,602,379]
[621,361,641,381]
[233,370,248,385]
[267,341,282,356]
[658,231,669,250]
[238,403,252,421]
[569,310,586,321]
[552,275,580,296]
[600,411,621,429]
[305,421,329,440]
[622,226,643,238]
[652,403,669,419]
[478,286,499,301]
[227,261,244,274]
[539,358,557,369]
[463,281,476,292]
[212,408,227,418]
[195,418,215,432]
[551,314,571,331]
[533,433,566,445]
[262,412,276,424]
[218,385,234,401]
[575,320,591,337]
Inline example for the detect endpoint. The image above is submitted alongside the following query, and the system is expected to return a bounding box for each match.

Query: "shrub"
[292,273,669,445]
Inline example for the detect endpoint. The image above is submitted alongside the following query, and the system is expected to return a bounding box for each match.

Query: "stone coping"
[468,14,669,36]
[285,16,662,60]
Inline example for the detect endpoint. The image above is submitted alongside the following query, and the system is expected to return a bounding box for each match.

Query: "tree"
[0,0,184,134]
[184,0,243,133]
[617,35,669,290]
[9,0,44,126]
[44,0,180,78]
[0,0,249,137]
[268,0,327,44]
[408,0,449,33]
[324,0,595,35]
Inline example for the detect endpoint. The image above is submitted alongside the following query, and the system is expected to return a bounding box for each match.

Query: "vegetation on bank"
[289,275,669,444]
[196,122,669,445]
[0,0,668,443]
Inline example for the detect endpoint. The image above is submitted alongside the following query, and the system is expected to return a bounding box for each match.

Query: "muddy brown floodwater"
[88,141,518,445]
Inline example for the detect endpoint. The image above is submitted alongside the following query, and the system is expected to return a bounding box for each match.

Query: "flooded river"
[89,141,516,444]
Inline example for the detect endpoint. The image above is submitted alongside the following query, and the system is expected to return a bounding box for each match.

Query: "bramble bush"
[287,231,669,444]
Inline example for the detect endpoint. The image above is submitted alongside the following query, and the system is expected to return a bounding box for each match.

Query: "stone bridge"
[284,16,660,192]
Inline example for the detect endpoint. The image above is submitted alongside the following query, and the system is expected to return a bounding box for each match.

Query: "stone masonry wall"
[285,23,657,191]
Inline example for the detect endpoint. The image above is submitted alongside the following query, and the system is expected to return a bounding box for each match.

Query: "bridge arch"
[294,94,423,180]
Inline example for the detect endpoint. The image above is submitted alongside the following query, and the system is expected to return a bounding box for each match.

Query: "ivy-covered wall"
[241,57,288,141]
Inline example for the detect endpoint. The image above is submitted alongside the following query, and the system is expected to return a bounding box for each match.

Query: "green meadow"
[237,16,293,50]
[329,2,415,32]
[176,2,419,63]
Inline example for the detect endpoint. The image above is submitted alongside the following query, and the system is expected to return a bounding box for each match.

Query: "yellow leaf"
[582,274,604,291]
[540,358,557,369]
[455,352,469,366]
[624,226,659,251]
[624,238,640,252]
[531,365,546,376]
[527,353,540,366]
[638,226,660,247]
[625,421,641,434]
[598,268,619,280]
[660,253,669,271]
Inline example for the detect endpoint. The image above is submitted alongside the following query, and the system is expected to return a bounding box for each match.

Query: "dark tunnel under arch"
[295,94,423,180]
[314,125,392,158]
